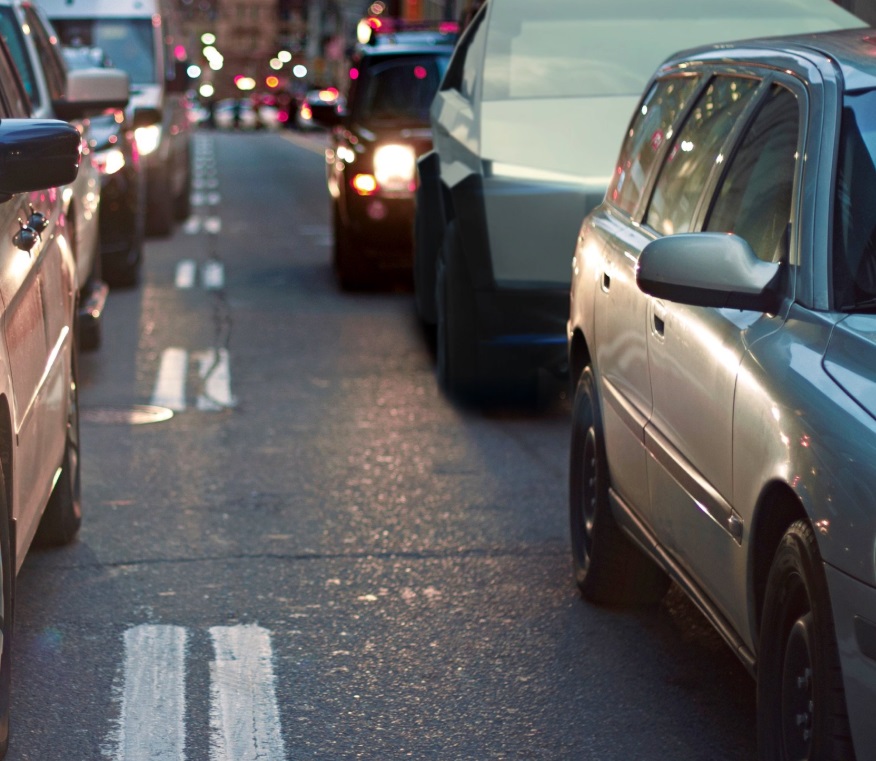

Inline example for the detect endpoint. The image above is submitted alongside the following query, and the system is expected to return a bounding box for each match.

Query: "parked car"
[296,86,344,131]
[41,0,194,237]
[0,30,93,760]
[213,97,280,130]
[0,0,129,348]
[63,45,145,288]
[313,25,456,289]
[568,26,876,759]
[415,0,864,403]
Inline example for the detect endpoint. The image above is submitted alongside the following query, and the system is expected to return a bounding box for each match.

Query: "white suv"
[414,0,863,403]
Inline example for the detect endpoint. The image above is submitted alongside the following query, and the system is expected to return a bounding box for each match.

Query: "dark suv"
[314,22,457,289]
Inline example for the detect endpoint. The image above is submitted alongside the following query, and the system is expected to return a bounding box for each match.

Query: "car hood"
[823,314,876,418]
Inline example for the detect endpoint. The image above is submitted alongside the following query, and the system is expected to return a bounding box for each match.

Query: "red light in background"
[174,45,186,61]
[265,75,280,88]
[414,66,427,80]
[350,67,359,80]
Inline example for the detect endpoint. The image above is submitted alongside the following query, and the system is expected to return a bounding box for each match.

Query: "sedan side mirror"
[0,119,81,197]
[53,68,130,120]
[636,232,782,312]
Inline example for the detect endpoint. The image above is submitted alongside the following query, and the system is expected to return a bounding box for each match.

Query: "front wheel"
[569,366,669,605]
[35,332,82,546]
[757,521,856,761]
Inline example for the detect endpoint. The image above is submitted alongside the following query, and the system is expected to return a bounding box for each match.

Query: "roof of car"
[666,27,876,92]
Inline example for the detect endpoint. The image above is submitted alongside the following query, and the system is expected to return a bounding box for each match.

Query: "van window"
[51,18,155,84]
[0,7,39,107]
[646,76,759,236]
[23,6,66,103]
[609,76,700,215]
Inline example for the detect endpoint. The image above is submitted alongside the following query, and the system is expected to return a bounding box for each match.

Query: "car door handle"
[601,272,611,292]
[653,300,667,337]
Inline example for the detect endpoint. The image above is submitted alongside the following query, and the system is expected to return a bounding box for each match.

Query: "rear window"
[50,18,155,84]
[351,54,449,125]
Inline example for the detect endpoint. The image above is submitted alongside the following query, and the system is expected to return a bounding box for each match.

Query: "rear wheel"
[757,521,855,761]
[145,167,173,237]
[569,365,669,605]
[35,332,82,547]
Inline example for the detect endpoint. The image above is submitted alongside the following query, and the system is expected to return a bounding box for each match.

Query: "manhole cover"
[81,405,174,425]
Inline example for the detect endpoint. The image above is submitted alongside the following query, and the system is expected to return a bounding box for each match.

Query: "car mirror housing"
[53,68,130,120]
[636,233,782,312]
[0,119,81,197]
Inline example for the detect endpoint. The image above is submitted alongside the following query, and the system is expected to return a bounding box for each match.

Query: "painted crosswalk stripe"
[202,260,224,290]
[175,259,197,287]
[116,625,188,761]
[203,217,222,234]
[195,348,235,410]
[151,348,188,411]
[209,625,286,761]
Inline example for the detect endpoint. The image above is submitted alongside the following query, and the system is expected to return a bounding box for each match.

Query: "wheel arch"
[568,327,591,392]
[749,481,809,644]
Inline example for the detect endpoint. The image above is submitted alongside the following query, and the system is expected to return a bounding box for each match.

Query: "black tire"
[35,334,82,547]
[0,461,14,757]
[333,202,369,290]
[145,167,174,237]
[436,222,479,401]
[569,366,669,605]
[413,182,440,325]
[174,155,192,221]
[757,521,855,761]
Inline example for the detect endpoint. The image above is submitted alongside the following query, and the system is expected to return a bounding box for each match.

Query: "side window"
[0,7,37,107]
[0,42,21,119]
[646,76,759,236]
[705,85,799,263]
[609,75,700,215]
[23,7,66,103]
[441,4,486,102]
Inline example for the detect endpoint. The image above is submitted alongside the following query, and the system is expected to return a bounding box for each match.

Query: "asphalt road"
[4,128,755,760]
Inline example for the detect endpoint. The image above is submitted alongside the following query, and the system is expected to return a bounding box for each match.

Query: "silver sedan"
[568,28,876,760]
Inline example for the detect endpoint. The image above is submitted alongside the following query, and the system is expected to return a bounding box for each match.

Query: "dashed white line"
[202,260,224,290]
[151,348,188,411]
[175,259,197,288]
[115,625,188,761]
[209,625,287,761]
[195,348,235,410]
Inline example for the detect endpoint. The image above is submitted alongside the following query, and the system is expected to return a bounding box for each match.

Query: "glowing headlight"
[134,124,162,156]
[373,144,416,192]
[94,147,126,176]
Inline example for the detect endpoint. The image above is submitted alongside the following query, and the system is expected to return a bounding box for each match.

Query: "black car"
[313,22,457,289]
[63,45,145,287]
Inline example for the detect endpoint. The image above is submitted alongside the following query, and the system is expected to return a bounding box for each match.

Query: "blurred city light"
[292,64,307,78]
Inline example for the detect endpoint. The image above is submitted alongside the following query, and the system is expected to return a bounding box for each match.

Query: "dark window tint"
[647,76,759,236]
[354,55,449,124]
[705,85,799,264]
[833,89,876,306]
[51,18,156,84]
[609,75,699,215]
[0,7,38,107]
[0,38,26,117]
[442,4,486,102]
[23,6,66,103]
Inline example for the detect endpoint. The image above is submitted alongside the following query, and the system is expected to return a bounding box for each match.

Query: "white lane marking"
[152,348,188,411]
[116,625,188,761]
[206,192,221,206]
[204,217,222,234]
[195,349,235,410]
[182,217,201,235]
[202,260,224,290]
[209,625,287,761]
[175,259,197,287]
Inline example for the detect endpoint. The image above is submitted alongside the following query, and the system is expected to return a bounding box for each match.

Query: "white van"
[39,0,192,236]
[414,0,866,402]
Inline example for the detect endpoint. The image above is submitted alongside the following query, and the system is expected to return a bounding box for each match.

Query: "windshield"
[51,18,155,84]
[833,90,876,310]
[352,54,449,125]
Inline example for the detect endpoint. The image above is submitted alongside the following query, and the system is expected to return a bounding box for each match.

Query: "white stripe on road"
[202,260,224,290]
[209,625,286,761]
[175,259,197,287]
[116,625,188,761]
[151,348,188,411]
[203,217,222,234]
[195,348,235,410]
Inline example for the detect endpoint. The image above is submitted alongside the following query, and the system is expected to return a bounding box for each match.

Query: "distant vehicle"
[41,0,194,237]
[414,0,864,404]
[0,27,97,760]
[0,0,130,349]
[296,87,344,131]
[213,97,280,131]
[312,23,457,289]
[569,26,876,761]
[63,45,145,287]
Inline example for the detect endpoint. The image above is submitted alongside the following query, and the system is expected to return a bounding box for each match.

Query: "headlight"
[373,144,416,192]
[94,147,126,176]
[134,124,162,156]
